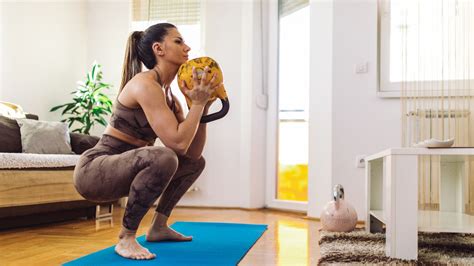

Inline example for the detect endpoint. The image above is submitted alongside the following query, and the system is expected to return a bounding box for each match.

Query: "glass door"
[266,0,309,212]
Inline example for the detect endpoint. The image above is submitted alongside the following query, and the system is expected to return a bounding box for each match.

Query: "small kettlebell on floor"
[320,184,357,232]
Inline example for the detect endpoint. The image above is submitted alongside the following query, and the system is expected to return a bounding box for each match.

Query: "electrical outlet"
[355,155,366,168]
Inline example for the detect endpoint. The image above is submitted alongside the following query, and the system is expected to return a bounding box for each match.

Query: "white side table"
[365,148,474,260]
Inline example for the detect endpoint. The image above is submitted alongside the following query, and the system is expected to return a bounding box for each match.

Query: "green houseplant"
[50,62,113,135]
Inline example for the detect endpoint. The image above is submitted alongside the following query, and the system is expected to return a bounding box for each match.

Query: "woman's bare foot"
[115,227,156,260]
[146,212,192,242]
[146,226,193,242]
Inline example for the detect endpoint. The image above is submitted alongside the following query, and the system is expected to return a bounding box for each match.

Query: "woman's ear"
[152,42,165,56]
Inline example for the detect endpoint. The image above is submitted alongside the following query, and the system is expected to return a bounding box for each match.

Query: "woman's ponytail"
[118,23,176,93]
[119,31,143,93]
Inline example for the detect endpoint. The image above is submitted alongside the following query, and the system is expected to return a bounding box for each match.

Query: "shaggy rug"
[318,229,474,265]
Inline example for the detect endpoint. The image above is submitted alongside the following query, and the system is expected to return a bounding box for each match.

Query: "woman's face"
[160,28,191,65]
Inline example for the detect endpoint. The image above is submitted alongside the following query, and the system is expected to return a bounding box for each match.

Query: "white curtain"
[399,0,474,214]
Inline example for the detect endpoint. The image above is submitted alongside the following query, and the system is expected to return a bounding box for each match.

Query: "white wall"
[85,0,130,136]
[308,0,335,218]
[0,0,128,135]
[308,0,401,219]
[86,0,130,98]
[0,1,88,121]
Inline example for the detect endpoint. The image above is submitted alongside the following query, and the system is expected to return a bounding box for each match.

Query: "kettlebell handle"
[200,98,230,123]
[333,184,344,202]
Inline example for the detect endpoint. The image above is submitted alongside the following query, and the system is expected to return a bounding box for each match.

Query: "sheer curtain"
[398,0,473,213]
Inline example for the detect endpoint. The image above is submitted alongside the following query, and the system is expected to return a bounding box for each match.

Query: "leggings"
[73,135,205,230]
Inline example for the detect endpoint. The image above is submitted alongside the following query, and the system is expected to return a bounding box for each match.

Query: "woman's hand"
[181,66,217,106]
[203,82,223,113]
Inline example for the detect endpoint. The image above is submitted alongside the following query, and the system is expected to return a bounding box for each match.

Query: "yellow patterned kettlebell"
[177,57,230,123]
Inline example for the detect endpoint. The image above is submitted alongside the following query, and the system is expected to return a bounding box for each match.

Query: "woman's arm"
[136,83,204,155]
[173,97,211,160]
[132,73,215,155]
[184,105,211,159]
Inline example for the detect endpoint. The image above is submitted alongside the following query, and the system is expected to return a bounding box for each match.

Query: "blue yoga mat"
[64,221,268,266]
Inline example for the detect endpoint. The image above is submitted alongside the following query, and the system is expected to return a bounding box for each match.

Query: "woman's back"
[109,100,157,144]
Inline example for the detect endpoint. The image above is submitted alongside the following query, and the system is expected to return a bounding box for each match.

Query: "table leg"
[366,160,371,233]
[385,155,418,260]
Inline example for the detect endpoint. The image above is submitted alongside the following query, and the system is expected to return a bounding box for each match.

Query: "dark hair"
[119,23,176,91]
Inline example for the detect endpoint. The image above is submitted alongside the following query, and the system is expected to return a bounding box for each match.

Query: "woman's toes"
[137,251,146,259]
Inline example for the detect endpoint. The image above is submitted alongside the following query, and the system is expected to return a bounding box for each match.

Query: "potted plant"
[51,62,113,135]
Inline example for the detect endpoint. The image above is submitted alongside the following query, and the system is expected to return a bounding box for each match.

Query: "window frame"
[378,0,399,97]
[378,0,474,98]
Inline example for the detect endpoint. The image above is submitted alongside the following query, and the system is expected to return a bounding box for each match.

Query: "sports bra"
[109,88,177,145]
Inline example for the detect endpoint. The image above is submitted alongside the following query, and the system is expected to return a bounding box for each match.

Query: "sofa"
[0,112,106,230]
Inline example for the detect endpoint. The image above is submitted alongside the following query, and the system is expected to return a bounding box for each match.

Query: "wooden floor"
[0,206,322,265]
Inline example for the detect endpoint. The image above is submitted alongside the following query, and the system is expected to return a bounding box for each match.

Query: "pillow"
[70,132,100,154]
[0,115,22,152]
[16,119,73,154]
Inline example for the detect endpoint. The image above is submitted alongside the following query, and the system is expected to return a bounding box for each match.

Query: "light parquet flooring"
[0,206,322,265]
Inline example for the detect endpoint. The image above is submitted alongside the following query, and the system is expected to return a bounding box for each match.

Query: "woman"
[73,23,219,260]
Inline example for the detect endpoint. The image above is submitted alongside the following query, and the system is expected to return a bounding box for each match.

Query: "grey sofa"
[0,114,103,230]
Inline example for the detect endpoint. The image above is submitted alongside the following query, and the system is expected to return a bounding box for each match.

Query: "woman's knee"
[143,147,179,176]
[181,155,206,172]
[196,156,206,170]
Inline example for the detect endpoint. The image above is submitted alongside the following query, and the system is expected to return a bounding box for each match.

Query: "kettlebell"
[177,57,230,123]
[320,184,358,232]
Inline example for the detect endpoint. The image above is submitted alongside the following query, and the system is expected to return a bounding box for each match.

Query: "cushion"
[16,119,73,154]
[0,116,22,153]
[0,152,80,169]
[70,132,99,154]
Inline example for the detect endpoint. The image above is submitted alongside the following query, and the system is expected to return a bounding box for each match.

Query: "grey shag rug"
[318,229,474,265]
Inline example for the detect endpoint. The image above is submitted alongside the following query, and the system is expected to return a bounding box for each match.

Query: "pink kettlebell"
[320,184,357,232]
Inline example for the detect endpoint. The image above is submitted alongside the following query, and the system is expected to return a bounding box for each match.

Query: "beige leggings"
[73,135,205,230]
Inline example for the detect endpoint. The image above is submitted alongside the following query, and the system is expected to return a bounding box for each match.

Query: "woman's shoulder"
[131,71,158,86]
[127,72,162,93]
[125,73,167,106]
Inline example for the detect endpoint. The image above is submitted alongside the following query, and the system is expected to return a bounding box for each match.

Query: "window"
[379,0,473,96]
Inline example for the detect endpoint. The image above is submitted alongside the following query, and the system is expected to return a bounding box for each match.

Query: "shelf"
[365,148,474,161]
[419,210,474,233]
[370,210,385,223]
[370,210,474,234]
